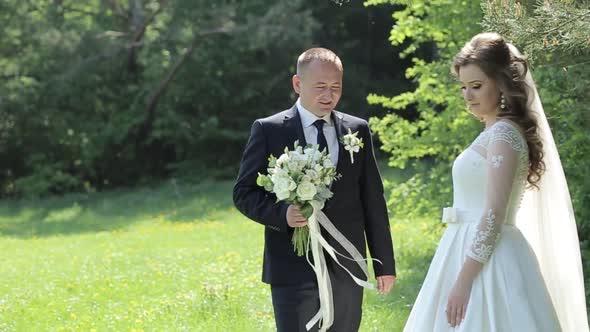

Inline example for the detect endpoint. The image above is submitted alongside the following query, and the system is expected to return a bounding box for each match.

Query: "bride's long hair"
[452,32,544,188]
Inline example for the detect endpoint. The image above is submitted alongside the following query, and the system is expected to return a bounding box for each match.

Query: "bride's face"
[458,64,501,120]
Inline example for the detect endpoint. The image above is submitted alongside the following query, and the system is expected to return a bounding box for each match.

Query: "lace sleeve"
[467,122,524,263]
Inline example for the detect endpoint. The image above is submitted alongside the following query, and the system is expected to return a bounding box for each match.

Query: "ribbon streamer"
[304,202,380,331]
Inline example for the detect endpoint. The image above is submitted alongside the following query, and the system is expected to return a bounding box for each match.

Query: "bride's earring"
[500,94,506,111]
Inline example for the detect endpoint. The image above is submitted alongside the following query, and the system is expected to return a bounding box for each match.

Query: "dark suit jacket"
[233,104,396,285]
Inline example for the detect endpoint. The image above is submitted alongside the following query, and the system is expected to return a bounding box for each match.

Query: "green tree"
[0,0,408,197]
[482,0,590,66]
[0,0,317,196]
[364,0,483,217]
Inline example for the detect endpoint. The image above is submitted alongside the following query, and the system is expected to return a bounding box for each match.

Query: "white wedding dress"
[403,120,562,332]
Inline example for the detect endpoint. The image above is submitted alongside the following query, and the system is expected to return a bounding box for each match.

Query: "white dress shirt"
[296,99,339,166]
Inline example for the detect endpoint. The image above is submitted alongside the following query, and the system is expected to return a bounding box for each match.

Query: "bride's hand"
[446,280,472,327]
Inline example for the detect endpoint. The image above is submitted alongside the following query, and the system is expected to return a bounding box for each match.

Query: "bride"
[403,32,589,331]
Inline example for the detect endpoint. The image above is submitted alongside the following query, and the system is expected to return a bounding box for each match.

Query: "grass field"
[0,168,441,331]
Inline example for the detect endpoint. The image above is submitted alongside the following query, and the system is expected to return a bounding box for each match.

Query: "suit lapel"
[283,104,307,146]
[331,111,349,175]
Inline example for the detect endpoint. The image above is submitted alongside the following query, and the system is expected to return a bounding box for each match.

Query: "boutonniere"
[341,128,364,164]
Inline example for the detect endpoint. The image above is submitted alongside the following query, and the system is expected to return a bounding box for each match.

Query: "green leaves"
[481,0,590,66]
[300,203,314,219]
[366,0,482,218]
[255,173,273,192]
[0,0,317,196]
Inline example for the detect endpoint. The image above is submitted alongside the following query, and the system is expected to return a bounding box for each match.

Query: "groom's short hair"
[297,48,343,76]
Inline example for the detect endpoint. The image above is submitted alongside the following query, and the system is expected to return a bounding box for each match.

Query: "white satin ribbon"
[304,201,379,331]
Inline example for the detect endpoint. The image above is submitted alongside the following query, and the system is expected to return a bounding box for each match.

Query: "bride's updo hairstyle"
[452,32,545,188]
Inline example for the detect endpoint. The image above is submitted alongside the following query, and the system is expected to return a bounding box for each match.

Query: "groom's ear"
[292,75,301,94]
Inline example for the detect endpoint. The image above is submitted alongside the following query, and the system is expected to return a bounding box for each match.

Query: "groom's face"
[293,60,343,118]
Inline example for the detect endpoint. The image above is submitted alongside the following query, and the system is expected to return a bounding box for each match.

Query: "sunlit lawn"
[0,167,441,331]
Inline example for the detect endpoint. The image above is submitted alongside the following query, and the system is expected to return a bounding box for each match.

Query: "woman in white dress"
[403,33,589,332]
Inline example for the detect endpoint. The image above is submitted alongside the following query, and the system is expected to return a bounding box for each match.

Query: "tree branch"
[127,0,169,74]
[538,10,590,35]
[537,58,590,69]
[135,25,237,148]
[95,30,128,39]
[60,5,101,17]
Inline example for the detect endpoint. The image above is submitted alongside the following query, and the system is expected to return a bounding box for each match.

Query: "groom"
[233,48,396,332]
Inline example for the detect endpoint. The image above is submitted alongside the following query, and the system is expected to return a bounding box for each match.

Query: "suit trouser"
[270,267,364,332]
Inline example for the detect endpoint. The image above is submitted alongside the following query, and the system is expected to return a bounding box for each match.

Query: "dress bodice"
[452,120,529,226]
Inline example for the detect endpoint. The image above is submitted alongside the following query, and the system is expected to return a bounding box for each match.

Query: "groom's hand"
[376,275,396,294]
[286,205,308,228]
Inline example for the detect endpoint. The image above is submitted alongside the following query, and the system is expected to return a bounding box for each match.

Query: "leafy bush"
[365,0,482,218]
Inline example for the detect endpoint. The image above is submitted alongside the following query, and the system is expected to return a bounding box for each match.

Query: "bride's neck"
[483,112,499,130]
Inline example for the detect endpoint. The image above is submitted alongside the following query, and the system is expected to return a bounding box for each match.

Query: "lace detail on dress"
[468,209,501,262]
[473,121,525,150]
[489,122,526,152]
[466,121,530,263]
[494,122,529,187]
[472,121,529,183]
[491,155,504,168]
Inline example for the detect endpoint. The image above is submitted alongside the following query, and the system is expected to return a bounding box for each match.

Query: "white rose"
[272,168,289,180]
[277,154,290,166]
[291,150,302,159]
[287,160,300,171]
[275,188,291,201]
[296,181,317,201]
[295,152,309,162]
[273,176,295,201]
[305,169,319,181]
[323,158,334,169]
[313,150,323,161]
[273,179,291,200]
[287,153,305,169]
[317,185,334,200]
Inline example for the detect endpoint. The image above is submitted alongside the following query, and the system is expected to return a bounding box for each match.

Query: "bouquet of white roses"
[257,141,340,256]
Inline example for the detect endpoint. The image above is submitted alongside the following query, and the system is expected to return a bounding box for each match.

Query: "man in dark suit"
[233,48,396,332]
